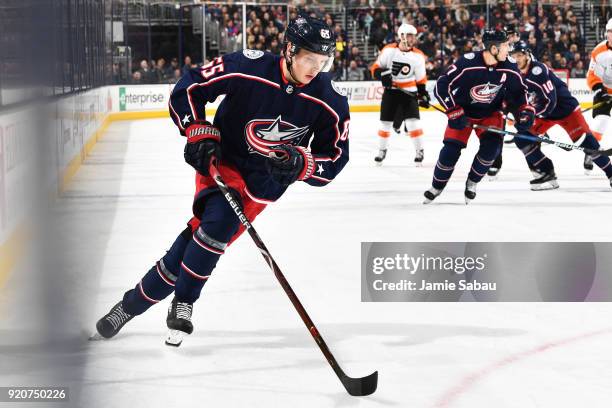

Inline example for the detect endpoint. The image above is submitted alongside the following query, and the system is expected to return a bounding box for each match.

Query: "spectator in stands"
[138,59,156,84]
[182,56,192,75]
[155,58,167,82]
[131,71,143,84]
[345,60,365,81]
[165,58,178,79]
[172,68,181,83]
[571,60,585,78]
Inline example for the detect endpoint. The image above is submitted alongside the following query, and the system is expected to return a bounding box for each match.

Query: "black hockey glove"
[515,105,536,132]
[417,84,430,108]
[266,144,315,186]
[446,106,468,130]
[593,83,612,105]
[380,70,393,89]
[184,121,222,176]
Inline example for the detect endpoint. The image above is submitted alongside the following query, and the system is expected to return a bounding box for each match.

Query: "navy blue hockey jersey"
[434,51,530,119]
[168,50,350,202]
[520,60,578,120]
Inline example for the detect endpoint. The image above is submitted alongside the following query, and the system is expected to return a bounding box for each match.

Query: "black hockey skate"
[464,180,478,204]
[529,164,544,179]
[530,170,559,191]
[92,301,134,340]
[584,154,594,175]
[165,297,194,347]
[374,149,387,166]
[414,149,424,166]
[423,187,442,204]
[487,155,502,179]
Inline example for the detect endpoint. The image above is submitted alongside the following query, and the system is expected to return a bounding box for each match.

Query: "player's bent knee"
[443,138,467,151]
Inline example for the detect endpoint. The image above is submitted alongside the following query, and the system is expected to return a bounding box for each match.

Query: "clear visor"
[298,52,334,73]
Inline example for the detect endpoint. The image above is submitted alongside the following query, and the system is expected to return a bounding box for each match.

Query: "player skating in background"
[370,23,429,166]
[93,16,350,346]
[510,41,612,189]
[424,30,534,204]
[586,18,612,173]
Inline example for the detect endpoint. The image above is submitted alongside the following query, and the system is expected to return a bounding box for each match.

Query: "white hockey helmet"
[607,18,612,32]
[397,23,417,37]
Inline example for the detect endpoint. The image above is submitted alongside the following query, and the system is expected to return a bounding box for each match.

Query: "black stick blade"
[341,371,378,396]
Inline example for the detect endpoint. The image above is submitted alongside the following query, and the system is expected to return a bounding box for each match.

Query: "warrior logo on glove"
[245,116,310,156]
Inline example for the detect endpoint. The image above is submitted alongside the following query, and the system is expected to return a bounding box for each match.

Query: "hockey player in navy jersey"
[424,30,535,204]
[510,41,612,189]
[93,16,350,346]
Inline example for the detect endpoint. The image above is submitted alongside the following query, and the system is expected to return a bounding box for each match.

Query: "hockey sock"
[405,119,424,151]
[592,114,609,141]
[174,193,240,303]
[581,133,612,177]
[468,134,503,183]
[514,137,554,173]
[378,121,392,150]
[432,139,464,190]
[122,227,192,315]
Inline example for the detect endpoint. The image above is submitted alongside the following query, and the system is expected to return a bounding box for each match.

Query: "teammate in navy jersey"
[510,41,612,189]
[424,30,535,204]
[93,16,351,346]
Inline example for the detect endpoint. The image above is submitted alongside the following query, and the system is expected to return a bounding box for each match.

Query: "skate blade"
[88,331,105,341]
[584,169,593,176]
[423,198,433,204]
[531,182,559,191]
[487,175,498,181]
[374,161,383,167]
[165,329,187,347]
[414,162,423,167]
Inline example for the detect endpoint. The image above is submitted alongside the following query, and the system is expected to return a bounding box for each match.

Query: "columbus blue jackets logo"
[245,116,310,156]
[469,82,503,104]
[527,91,538,106]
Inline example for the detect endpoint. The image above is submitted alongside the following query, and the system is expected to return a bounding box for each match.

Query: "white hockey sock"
[592,114,610,140]
[379,137,389,150]
[378,121,392,150]
[404,119,424,151]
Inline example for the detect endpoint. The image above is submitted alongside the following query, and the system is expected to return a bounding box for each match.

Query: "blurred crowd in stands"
[127,0,594,84]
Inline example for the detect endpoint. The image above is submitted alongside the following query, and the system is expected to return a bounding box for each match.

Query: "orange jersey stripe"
[393,80,417,88]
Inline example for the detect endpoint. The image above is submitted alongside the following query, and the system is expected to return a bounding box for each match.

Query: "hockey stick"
[473,125,612,156]
[431,104,612,156]
[581,100,610,114]
[209,164,378,397]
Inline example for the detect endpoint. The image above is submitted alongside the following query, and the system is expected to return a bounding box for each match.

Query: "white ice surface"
[1,112,611,407]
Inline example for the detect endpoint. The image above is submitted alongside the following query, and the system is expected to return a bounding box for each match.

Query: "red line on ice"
[434,327,612,408]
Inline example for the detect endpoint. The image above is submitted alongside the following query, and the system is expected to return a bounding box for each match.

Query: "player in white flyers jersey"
[370,23,429,166]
